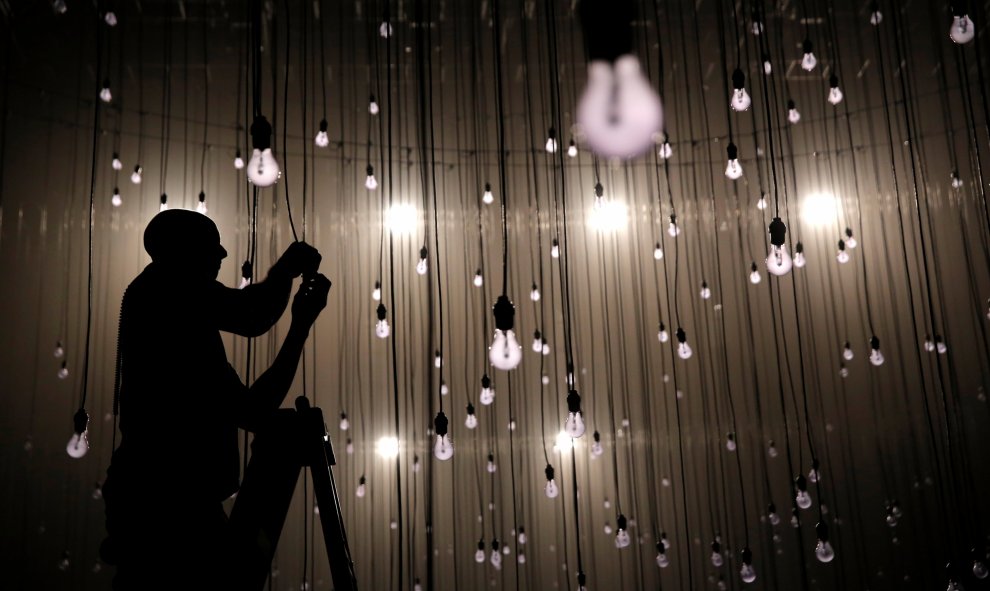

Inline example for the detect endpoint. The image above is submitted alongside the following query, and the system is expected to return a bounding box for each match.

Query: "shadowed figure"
[100,209,328,590]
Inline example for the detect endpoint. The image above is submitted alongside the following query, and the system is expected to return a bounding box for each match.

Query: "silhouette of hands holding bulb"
[291,273,331,329]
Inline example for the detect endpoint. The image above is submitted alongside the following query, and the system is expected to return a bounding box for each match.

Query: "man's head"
[144,210,227,280]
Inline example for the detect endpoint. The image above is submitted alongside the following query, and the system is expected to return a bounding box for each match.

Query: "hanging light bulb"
[234,149,245,169]
[66,408,89,459]
[787,100,801,124]
[356,475,366,498]
[111,153,122,170]
[757,193,768,209]
[951,171,964,189]
[487,453,497,474]
[130,165,142,184]
[973,548,989,579]
[815,521,835,563]
[247,116,280,187]
[766,218,793,275]
[480,374,495,405]
[58,550,70,571]
[364,165,378,190]
[576,55,663,159]
[315,119,329,147]
[869,1,883,25]
[159,193,168,212]
[795,475,812,509]
[793,242,806,268]
[591,430,604,457]
[551,238,560,258]
[700,281,712,300]
[345,438,354,454]
[434,350,442,369]
[99,79,112,103]
[482,182,494,205]
[801,39,817,71]
[576,571,588,591]
[749,263,762,284]
[768,503,781,525]
[648,241,662,260]
[545,127,558,153]
[730,69,752,112]
[767,440,779,458]
[656,542,670,568]
[724,143,743,180]
[372,280,381,301]
[808,459,822,483]
[375,303,390,338]
[111,187,122,207]
[667,214,681,237]
[657,322,669,343]
[710,540,724,567]
[490,540,502,569]
[530,282,541,302]
[844,227,857,248]
[936,335,948,354]
[839,363,849,378]
[790,508,800,528]
[676,327,693,360]
[843,341,854,361]
[739,547,757,583]
[433,412,453,461]
[532,330,543,353]
[196,191,208,214]
[949,4,975,44]
[439,380,448,397]
[828,75,844,105]
[925,335,936,352]
[368,94,380,115]
[473,269,484,288]
[544,464,559,498]
[592,182,605,211]
[869,335,885,366]
[615,514,631,548]
[475,540,486,563]
[465,403,478,429]
[762,53,773,75]
[54,341,65,358]
[658,136,673,159]
[379,20,392,38]
[339,413,349,431]
[104,10,117,26]
[416,247,428,275]
[564,390,587,438]
[567,139,578,158]
[725,433,737,451]
[489,295,522,371]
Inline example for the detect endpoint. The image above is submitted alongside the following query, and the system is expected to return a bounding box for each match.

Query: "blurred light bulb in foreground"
[950,11,975,44]
[111,188,122,207]
[369,95,380,115]
[567,139,578,158]
[730,69,751,111]
[828,75,844,105]
[489,295,522,370]
[234,149,245,169]
[843,341,854,361]
[532,330,542,353]
[545,128,558,153]
[416,246,428,275]
[726,432,737,451]
[801,39,817,71]
[725,143,743,180]
[433,412,454,461]
[842,227,857,248]
[375,303,390,338]
[750,263,762,284]
[104,11,117,26]
[577,55,663,159]
[766,218,793,276]
[315,119,329,147]
[99,79,112,103]
[379,20,392,38]
[111,153,122,170]
[365,165,378,190]
[465,403,478,429]
[490,541,502,569]
[130,165,142,184]
[67,409,89,459]
[787,100,801,124]
[356,475,366,498]
[974,556,989,579]
[676,327,693,360]
[936,335,948,354]
[615,515,631,548]
[480,374,495,405]
[869,335,885,366]
[564,390,586,438]
[483,182,494,204]
[544,464,559,498]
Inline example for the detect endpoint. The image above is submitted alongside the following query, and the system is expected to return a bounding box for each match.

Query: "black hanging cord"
[491,0,510,294]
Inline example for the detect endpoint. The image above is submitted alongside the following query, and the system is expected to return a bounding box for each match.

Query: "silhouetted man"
[100,209,329,589]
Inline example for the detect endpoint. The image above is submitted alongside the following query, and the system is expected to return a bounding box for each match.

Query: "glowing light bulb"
[869,336,884,366]
[843,227,857,248]
[234,149,245,169]
[615,515,631,548]
[749,263,762,284]
[111,188,122,207]
[828,76,844,105]
[551,238,560,258]
[545,128,558,153]
[653,242,664,260]
[479,374,495,405]
[530,283,541,302]
[338,413,349,431]
[658,322,669,343]
[725,143,743,180]
[658,140,673,159]
[700,281,711,300]
[936,335,947,354]
[99,79,112,103]
[787,100,801,124]
[815,522,835,562]
[475,541,486,563]
[364,165,378,190]
[667,214,680,237]
[489,329,522,370]
[517,552,526,564]
[763,55,773,75]
[158,193,168,212]
[801,39,817,71]
[67,409,89,458]
[766,218,792,275]
[517,528,527,545]
[544,465,559,498]
[356,475,366,498]
[247,148,281,187]
[808,459,821,483]
[757,194,768,209]
[751,19,763,35]
[104,11,117,26]
[768,503,781,525]
[482,182,494,204]
[58,361,69,379]
[473,269,483,287]
[577,55,663,158]
[768,441,779,457]
[465,403,478,429]
[564,390,586,438]
[196,191,207,215]
[346,438,354,454]
[973,558,988,579]
[490,542,502,569]
[315,119,329,147]
[725,433,737,451]
[843,342,854,360]
[656,545,670,568]
[676,328,693,360]
[130,165,142,184]
[951,172,964,189]
[111,153,122,170]
[950,13,975,44]
[487,453,497,473]
[567,139,578,158]
[54,342,65,358]
[531,330,542,353]
[730,69,751,111]
[870,4,883,25]
[591,431,604,457]
[57,550,70,570]
[375,303,390,338]
[711,549,723,567]
[379,21,392,38]
[369,95,380,115]
[795,474,813,509]
[740,563,756,584]
[433,430,453,462]
[416,247,428,275]
[372,281,381,301]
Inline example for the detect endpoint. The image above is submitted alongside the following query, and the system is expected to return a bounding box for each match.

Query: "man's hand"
[290,273,331,329]
[273,242,322,279]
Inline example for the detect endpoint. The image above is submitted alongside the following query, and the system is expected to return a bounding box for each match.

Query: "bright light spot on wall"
[588,200,629,232]
[386,203,418,235]
[375,436,400,459]
[553,430,574,452]
[801,192,841,227]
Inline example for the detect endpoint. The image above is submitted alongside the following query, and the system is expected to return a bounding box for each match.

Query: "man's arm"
[234,273,330,430]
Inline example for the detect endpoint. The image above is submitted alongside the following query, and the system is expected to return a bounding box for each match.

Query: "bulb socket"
[545,463,555,481]
[829,74,839,89]
[676,327,687,344]
[466,402,475,415]
[726,142,738,160]
[419,246,428,260]
[433,411,449,436]
[72,408,89,435]
[769,217,787,246]
[732,68,746,90]
[742,546,753,565]
[319,118,328,132]
[816,520,829,542]
[617,514,628,530]
[795,474,808,491]
[593,430,601,442]
[566,390,582,413]
[376,303,387,321]
[493,295,516,331]
[366,164,374,176]
[250,115,273,151]
[481,373,491,389]
[802,39,813,54]
[787,99,796,110]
